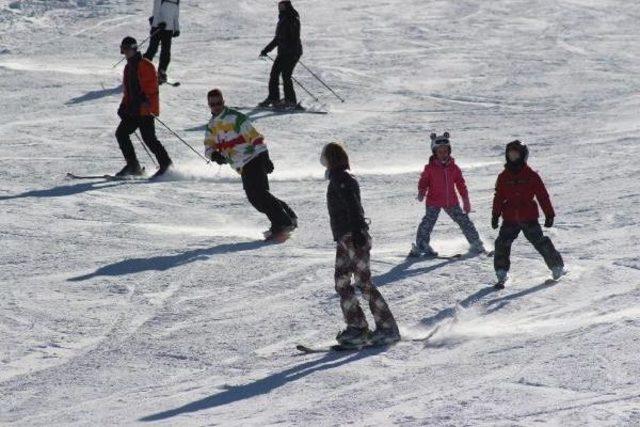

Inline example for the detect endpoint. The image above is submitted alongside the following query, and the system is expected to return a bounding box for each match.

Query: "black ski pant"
[115,116,172,167]
[494,221,564,272]
[241,153,296,230]
[268,54,300,103]
[144,29,173,73]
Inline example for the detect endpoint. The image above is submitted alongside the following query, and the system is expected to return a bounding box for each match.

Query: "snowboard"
[296,327,441,354]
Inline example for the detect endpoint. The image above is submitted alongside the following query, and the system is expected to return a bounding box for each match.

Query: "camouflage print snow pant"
[334,232,398,330]
[416,205,482,249]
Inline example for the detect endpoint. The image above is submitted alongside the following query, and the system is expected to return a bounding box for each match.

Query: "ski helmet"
[120,36,138,53]
[430,132,451,153]
[505,140,529,164]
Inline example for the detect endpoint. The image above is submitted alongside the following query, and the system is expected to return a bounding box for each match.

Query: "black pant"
[115,116,171,167]
[144,29,173,73]
[268,54,300,103]
[494,221,564,272]
[241,153,296,230]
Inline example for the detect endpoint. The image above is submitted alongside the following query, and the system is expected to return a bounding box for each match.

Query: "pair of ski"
[297,326,442,354]
[236,103,328,115]
[66,172,149,182]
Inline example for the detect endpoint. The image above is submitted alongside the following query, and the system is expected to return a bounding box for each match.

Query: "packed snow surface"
[1,0,639,425]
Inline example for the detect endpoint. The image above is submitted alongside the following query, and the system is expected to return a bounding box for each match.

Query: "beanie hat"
[430,132,451,153]
[120,36,138,52]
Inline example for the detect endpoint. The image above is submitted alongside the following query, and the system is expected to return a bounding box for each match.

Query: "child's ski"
[66,172,147,181]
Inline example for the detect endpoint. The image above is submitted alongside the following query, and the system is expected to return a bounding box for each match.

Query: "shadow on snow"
[139,346,386,422]
[68,240,267,281]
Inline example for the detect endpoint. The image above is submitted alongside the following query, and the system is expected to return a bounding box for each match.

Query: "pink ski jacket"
[418,157,471,211]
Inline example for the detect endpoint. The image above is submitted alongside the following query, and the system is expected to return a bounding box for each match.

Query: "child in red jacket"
[492,140,565,287]
[409,132,485,257]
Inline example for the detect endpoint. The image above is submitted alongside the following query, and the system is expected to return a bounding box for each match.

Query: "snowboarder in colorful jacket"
[492,140,565,285]
[409,132,485,257]
[144,0,180,84]
[115,36,172,179]
[204,89,297,240]
[321,142,400,347]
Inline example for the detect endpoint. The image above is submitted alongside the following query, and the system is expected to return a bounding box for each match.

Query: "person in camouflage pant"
[322,142,400,346]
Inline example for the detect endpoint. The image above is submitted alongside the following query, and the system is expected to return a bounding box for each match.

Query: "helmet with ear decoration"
[430,131,451,153]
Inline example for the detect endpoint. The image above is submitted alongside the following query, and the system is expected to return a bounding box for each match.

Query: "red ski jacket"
[418,157,470,210]
[492,164,555,223]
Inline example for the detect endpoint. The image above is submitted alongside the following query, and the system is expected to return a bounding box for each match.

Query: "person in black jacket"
[259,1,303,109]
[321,142,400,347]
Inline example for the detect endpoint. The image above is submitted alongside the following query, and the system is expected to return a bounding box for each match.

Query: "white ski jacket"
[151,0,180,32]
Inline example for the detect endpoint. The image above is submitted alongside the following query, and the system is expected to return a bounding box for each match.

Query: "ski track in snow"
[1,0,640,425]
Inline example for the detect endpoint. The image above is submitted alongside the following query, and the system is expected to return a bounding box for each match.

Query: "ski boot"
[551,265,566,280]
[264,223,296,242]
[149,160,173,180]
[336,326,371,347]
[257,98,278,108]
[158,69,168,85]
[494,269,508,289]
[468,241,486,255]
[369,324,401,346]
[115,162,144,177]
[274,99,298,111]
[408,243,438,258]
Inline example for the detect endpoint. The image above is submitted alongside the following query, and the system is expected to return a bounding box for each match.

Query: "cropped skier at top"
[144,0,180,85]
[115,36,172,179]
[409,132,485,258]
[321,142,400,347]
[492,140,565,286]
[259,0,303,110]
[204,89,298,240]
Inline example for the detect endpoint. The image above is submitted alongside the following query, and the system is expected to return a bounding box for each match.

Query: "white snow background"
[1,0,639,425]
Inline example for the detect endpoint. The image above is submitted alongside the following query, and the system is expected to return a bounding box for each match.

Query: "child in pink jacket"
[409,132,485,257]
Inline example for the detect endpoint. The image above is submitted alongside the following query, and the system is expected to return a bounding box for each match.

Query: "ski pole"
[111,27,161,69]
[134,131,158,168]
[298,60,345,103]
[265,54,320,103]
[152,114,211,164]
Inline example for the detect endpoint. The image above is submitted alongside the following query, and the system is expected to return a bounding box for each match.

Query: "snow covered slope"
[1,0,639,425]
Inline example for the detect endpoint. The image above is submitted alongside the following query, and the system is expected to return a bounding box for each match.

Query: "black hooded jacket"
[263,3,303,57]
[327,169,369,241]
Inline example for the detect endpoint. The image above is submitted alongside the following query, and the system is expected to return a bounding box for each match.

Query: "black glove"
[210,151,227,165]
[150,26,157,35]
[263,153,274,174]
[172,30,180,38]
[352,230,368,250]
[148,16,154,26]
[544,216,554,228]
[260,49,268,57]
[491,215,500,230]
[117,104,127,120]
[158,22,167,30]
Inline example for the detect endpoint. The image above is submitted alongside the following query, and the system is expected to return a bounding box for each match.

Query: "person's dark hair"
[279,1,299,17]
[322,142,350,171]
[207,88,223,99]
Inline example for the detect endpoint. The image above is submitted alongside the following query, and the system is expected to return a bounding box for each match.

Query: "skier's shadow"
[0,181,123,201]
[420,287,496,328]
[374,257,463,287]
[483,279,558,315]
[68,240,267,281]
[65,84,123,105]
[138,347,386,422]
